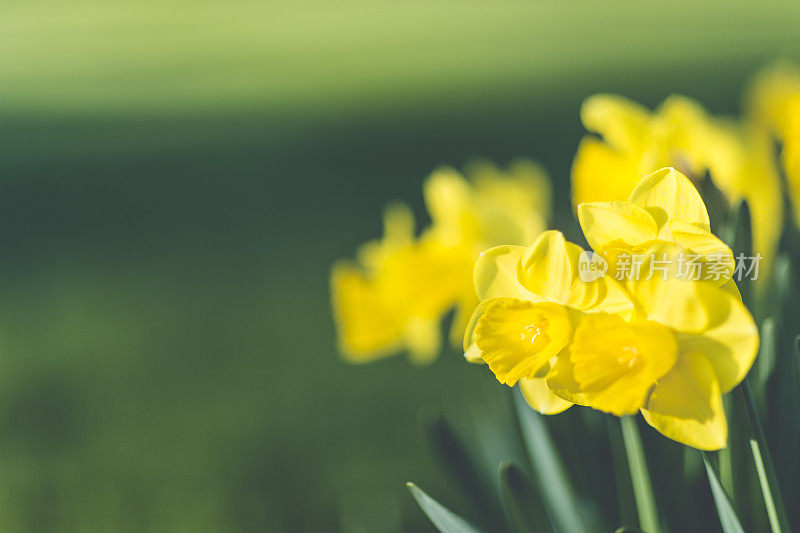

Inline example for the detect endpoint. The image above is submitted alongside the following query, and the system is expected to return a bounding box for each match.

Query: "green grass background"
[0,1,799,530]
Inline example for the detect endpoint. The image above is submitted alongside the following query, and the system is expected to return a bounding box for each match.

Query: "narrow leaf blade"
[749,439,783,533]
[795,335,800,394]
[755,318,776,401]
[727,200,752,306]
[421,408,502,524]
[702,453,746,533]
[737,380,792,532]
[406,483,484,533]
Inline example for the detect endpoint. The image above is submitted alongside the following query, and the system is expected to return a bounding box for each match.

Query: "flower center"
[475,299,572,386]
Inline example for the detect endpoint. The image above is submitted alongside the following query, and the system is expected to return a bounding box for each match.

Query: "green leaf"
[727,200,752,257]
[513,388,588,533]
[406,482,484,533]
[748,439,783,533]
[498,462,554,533]
[771,253,792,321]
[702,453,745,533]
[736,380,792,532]
[722,393,753,527]
[619,416,660,533]
[420,408,501,524]
[754,318,776,401]
[727,200,752,306]
[795,335,800,394]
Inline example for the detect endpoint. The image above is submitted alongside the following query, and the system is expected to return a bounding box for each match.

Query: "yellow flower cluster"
[465,169,758,450]
[330,64,800,450]
[331,160,551,363]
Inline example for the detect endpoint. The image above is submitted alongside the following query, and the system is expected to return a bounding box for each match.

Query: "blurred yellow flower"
[747,61,800,137]
[572,93,782,274]
[466,169,759,450]
[332,160,551,363]
[332,203,472,364]
[748,61,800,230]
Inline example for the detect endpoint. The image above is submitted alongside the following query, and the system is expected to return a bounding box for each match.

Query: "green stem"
[736,378,790,533]
[620,416,660,533]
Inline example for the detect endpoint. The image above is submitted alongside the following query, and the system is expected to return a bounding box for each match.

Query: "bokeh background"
[1,1,799,530]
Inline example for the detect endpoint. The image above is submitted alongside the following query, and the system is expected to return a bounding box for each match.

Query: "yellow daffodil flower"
[332,160,551,364]
[466,169,758,450]
[578,167,734,284]
[463,229,634,415]
[572,93,782,276]
[748,61,800,229]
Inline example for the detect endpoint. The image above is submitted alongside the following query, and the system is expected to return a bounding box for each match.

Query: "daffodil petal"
[517,231,573,304]
[466,159,552,246]
[474,245,539,301]
[357,203,416,270]
[519,377,573,415]
[642,352,727,450]
[546,349,589,406]
[786,101,800,227]
[624,243,713,332]
[464,342,483,364]
[423,168,471,234]
[675,282,759,393]
[580,94,652,153]
[578,201,658,251]
[718,278,741,297]
[517,230,602,309]
[661,221,734,274]
[629,167,710,231]
[330,262,404,361]
[590,277,636,320]
[656,95,714,177]
[475,299,572,386]
[745,129,784,271]
[449,291,479,349]
[571,136,644,207]
[644,279,713,332]
[405,317,442,364]
[746,60,800,135]
[383,202,416,244]
[462,297,505,352]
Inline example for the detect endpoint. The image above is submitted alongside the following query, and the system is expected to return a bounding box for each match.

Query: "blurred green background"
[0,1,798,530]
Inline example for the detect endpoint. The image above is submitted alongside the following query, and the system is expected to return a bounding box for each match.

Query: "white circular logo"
[578,251,608,282]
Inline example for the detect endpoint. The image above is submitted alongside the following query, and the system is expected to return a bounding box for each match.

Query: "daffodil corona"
[332,160,551,363]
[466,169,759,450]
